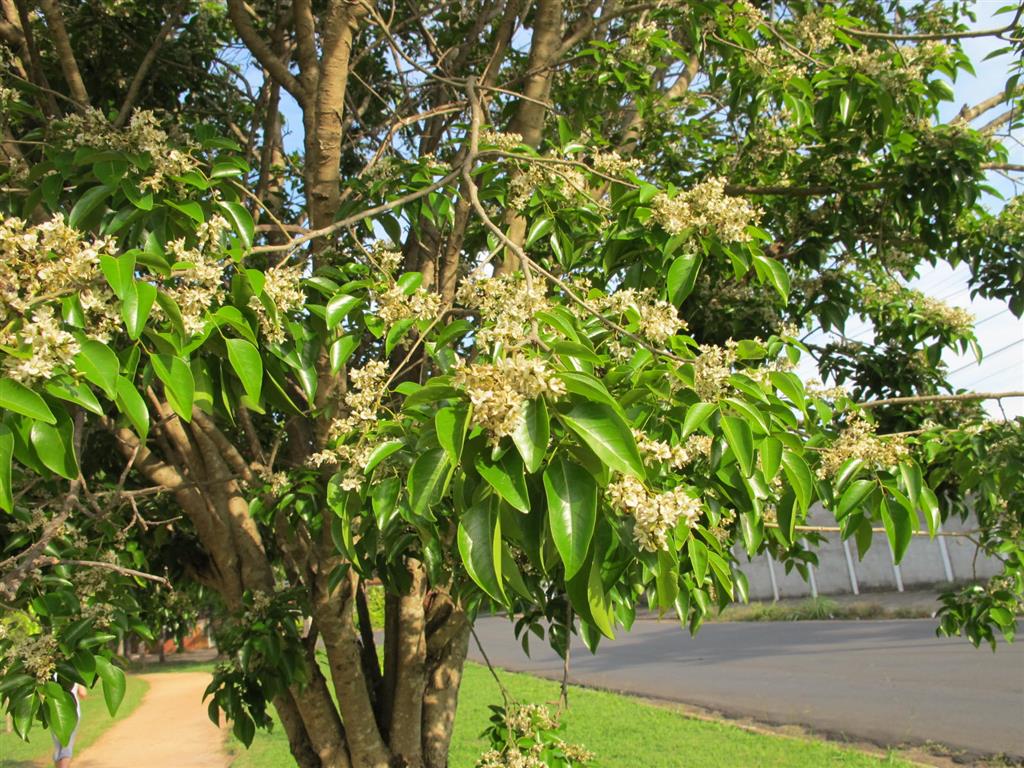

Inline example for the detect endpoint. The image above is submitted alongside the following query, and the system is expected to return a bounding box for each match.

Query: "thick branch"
[38,0,89,106]
[226,0,307,106]
[860,391,1024,408]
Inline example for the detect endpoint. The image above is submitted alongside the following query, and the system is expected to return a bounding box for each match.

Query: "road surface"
[470,617,1024,759]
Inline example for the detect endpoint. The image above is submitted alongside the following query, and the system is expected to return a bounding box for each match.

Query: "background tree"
[0,2,1022,767]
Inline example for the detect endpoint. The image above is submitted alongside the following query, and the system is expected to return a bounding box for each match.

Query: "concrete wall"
[735,505,1002,601]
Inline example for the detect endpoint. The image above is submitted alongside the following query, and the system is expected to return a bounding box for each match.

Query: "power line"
[975,308,1011,327]
[962,360,1024,389]
[948,338,1024,375]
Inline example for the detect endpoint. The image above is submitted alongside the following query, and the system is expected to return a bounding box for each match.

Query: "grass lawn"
[0,675,148,767]
[229,662,915,768]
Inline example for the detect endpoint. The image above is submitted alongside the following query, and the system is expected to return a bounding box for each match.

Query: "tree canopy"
[0,2,1022,767]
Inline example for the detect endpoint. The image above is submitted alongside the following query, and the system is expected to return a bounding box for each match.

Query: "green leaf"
[372,476,401,533]
[511,397,549,474]
[667,253,702,306]
[326,294,361,329]
[561,401,645,479]
[688,537,709,584]
[166,199,205,223]
[525,216,553,248]
[752,255,790,301]
[385,318,415,356]
[329,336,358,373]
[769,371,806,411]
[544,457,597,580]
[899,461,922,506]
[681,402,716,437]
[477,451,531,513]
[151,354,195,420]
[458,499,504,601]
[69,184,111,228]
[759,437,782,482]
[225,338,263,404]
[0,379,56,424]
[920,485,941,538]
[0,424,13,512]
[407,447,450,518]
[364,440,403,474]
[218,201,253,248]
[557,371,624,415]
[115,376,149,441]
[880,496,912,563]
[30,418,78,479]
[721,414,754,477]
[435,404,470,464]
[121,281,157,340]
[44,379,103,416]
[781,451,814,514]
[94,656,126,716]
[42,682,78,746]
[567,556,616,639]
[837,479,875,519]
[74,340,120,399]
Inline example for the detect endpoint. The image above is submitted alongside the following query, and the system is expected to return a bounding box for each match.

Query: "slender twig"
[470,625,511,707]
[56,559,170,585]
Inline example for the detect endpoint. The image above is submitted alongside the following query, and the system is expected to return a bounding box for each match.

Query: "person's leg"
[52,718,78,767]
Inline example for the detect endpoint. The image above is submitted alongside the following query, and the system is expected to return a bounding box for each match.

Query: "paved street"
[469,617,1024,759]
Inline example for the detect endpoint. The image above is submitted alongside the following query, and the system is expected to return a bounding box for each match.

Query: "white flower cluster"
[368,241,404,275]
[864,282,975,336]
[650,177,761,242]
[248,263,306,344]
[816,414,909,479]
[607,475,702,552]
[164,215,232,336]
[593,287,686,344]
[376,283,442,327]
[691,344,737,401]
[480,129,524,152]
[591,150,641,178]
[0,215,124,381]
[6,631,59,683]
[58,108,197,192]
[634,430,713,469]
[508,164,587,211]
[457,269,549,348]
[454,354,566,445]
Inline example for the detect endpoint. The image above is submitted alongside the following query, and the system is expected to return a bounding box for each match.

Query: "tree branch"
[860,391,1024,409]
[38,0,89,106]
[114,3,185,127]
[226,0,308,107]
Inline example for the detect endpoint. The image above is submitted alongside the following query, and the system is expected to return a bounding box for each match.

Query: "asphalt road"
[469,617,1024,759]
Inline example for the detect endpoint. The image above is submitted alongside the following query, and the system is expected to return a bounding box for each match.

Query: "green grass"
[0,675,148,767]
[712,597,931,623]
[229,662,916,768]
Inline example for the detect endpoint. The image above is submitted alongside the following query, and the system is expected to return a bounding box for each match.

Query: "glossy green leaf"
[115,376,149,441]
[759,437,782,482]
[880,496,912,564]
[30,419,78,479]
[74,340,119,399]
[42,682,78,746]
[920,485,941,538]
[544,457,597,579]
[511,397,549,474]
[837,479,875,519]
[688,537,709,584]
[151,354,195,420]
[0,424,13,512]
[372,476,401,532]
[407,448,450,518]
[561,401,644,478]
[121,280,157,340]
[457,499,504,601]
[681,402,716,437]
[435,404,470,464]
[781,451,814,514]
[721,414,754,477]
[218,201,253,248]
[225,338,263,403]
[95,656,126,716]
[68,184,110,228]
[364,440,404,475]
[0,379,56,424]
[477,451,530,513]
[667,253,702,306]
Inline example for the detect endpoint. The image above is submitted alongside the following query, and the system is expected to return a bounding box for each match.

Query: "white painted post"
[936,520,955,582]
[765,551,780,602]
[887,538,905,592]
[803,539,818,598]
[841,539,860,595]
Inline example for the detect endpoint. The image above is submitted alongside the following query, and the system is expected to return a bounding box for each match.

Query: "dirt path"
[75,672,226,768]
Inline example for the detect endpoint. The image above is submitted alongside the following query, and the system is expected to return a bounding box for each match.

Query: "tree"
[1,1,1022,767]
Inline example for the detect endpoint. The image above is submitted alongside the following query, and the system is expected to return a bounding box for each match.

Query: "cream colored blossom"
[650,177,761,242]
[817,414,909,479]
[454,354,565,444]
[691,344,737,401]
[584,287,686,345]
[377,284,442,327]
[249,262,306,343]
[634,430,713,469]
[57,108,198,192]
[457,270,549,348]
[607,475,702,552]
[480,129,524,152]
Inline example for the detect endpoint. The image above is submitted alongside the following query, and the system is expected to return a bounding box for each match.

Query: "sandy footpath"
[74,672,226,768]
